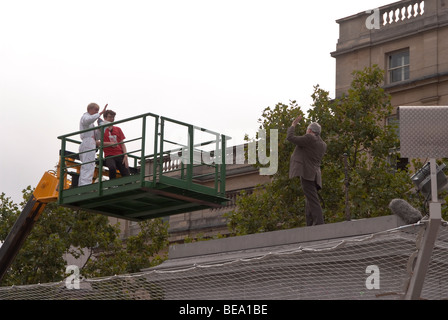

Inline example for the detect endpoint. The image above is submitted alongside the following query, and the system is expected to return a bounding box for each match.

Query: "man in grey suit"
[287,115,327,226]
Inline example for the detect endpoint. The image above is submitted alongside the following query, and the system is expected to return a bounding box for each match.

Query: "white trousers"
[79,138,96,186]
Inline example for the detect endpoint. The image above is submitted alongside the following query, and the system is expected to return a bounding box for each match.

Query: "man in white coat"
[78,103,108,186]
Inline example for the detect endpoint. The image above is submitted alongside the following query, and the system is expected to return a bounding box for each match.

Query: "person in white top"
[78,103,108,186]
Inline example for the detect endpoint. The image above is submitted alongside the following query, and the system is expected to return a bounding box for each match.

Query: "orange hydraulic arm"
[0,152,109,284]
[0,171,59,283]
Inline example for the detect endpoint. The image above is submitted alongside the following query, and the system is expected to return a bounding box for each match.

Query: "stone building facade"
[331,0,448,108]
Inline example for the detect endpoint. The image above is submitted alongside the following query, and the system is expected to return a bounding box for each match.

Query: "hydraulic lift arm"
[0,172,59,283]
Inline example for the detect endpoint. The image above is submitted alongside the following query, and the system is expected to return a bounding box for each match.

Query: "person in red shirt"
[100,110,130,180]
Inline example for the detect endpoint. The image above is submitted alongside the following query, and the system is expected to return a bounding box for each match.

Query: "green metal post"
[159,118,165,182]
[180,161,185,180]
[58,138,67,205]
[152,116,159,187]
[140,116,147,187]
[220,134,227,196]
[213,133,219,193]
[187,125,194,188]
[98,127,105,195]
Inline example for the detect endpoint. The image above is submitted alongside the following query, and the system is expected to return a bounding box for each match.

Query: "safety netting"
[1,223,447,300]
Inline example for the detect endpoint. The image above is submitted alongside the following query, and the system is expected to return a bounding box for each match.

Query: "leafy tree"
[311,66,415,221]
[227,65,421,235]
[0,187,169,286]
[81,218,169,278]
[227,101,307,235]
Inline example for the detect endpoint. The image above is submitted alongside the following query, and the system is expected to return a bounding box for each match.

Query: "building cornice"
[331,0,448,58]
[384,71,448,93]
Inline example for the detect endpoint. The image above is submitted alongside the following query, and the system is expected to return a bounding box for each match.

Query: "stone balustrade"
[381,0,425,27]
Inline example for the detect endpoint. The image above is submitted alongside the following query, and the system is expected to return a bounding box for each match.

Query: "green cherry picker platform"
[58,113,230,221]
[0,113,229,283]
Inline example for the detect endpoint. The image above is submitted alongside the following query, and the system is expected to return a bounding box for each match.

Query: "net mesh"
[1,223,447,300]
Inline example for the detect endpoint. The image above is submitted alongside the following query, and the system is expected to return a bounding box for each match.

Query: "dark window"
[388,50,410,83]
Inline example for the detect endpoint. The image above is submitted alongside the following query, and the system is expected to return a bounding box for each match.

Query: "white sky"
[0,0,391,204]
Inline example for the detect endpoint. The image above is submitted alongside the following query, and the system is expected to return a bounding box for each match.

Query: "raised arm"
[286,115,312,146]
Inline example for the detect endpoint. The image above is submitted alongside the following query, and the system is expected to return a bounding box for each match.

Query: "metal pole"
[430,159,438,203]
[404,159,441,300]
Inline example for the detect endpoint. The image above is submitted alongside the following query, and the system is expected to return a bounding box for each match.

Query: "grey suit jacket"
[286,126,327,189]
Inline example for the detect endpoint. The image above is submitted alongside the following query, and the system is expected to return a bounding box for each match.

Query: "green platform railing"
[56,112,228,219]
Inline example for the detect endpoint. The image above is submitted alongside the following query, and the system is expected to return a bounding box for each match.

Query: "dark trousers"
[301,177,324,226]
[105,155,130,179]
